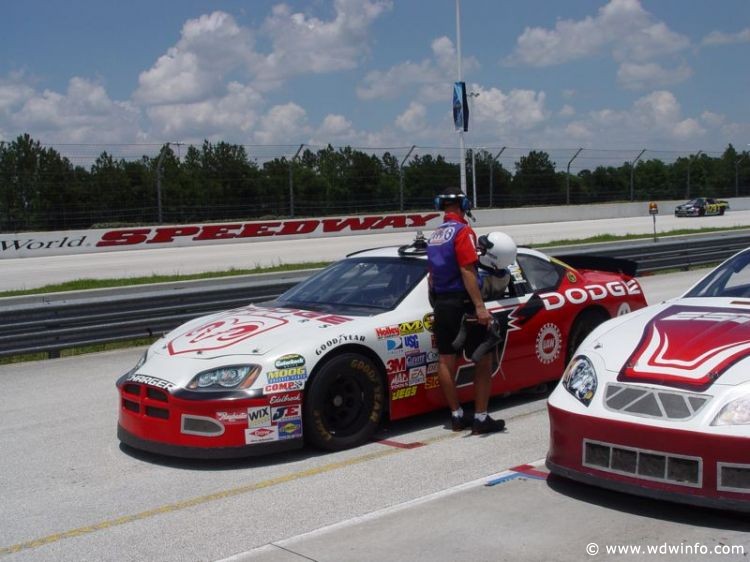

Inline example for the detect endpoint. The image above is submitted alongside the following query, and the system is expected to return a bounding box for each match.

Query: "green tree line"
[1,133,748,232]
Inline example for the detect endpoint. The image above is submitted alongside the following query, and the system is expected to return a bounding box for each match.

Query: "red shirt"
[444,211,478,267]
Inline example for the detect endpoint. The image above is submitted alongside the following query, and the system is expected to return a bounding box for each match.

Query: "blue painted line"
[485,470,547,487]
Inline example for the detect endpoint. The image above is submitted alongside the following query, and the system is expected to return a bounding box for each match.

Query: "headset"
[434,190,472,213]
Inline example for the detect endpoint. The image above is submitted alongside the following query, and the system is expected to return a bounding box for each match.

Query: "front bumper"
[117,380,303,458]
[546,404,750,513]
[674,208,699,217]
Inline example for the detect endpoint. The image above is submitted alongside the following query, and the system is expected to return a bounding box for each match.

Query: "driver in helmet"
[477,231,517,301]
[426,187,506,435]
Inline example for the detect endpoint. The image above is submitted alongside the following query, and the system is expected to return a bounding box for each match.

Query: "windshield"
[685,250,750,298]
[275,256,428,315]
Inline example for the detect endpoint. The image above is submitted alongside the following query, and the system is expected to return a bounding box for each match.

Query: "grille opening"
[667,457,700,484]
[659,393,691,418]
[604,383,710,421]
[584,442,610,468]
[583,440,701,488]
[719,465,750,492]
[607,388,645,410]
[624,393,661,417]
[638,453,666,479]
[123,383,141,396]
[122,399,140,413]
[146,387,168,402]
[145,406,169,419]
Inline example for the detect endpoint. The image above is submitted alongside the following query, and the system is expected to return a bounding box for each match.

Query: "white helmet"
[478,232,517,270]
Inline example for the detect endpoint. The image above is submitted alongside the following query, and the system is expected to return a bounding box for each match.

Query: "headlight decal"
[563,356,598,406]
[712,396,750,426]
[187,365,261,391]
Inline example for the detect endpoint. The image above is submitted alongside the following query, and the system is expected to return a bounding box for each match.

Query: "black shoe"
[471,415,505,434]
[451,412,472,431]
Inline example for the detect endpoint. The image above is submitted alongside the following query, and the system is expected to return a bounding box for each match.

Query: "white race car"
[117,234,645,458]
[547,247,750,513]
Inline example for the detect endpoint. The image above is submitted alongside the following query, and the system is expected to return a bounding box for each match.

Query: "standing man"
[426,187,505,434]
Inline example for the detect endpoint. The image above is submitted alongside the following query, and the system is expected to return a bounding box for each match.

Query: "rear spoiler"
[554,254,638,277]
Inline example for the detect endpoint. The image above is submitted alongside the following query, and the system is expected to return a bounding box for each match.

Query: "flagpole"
[456,0,466,194]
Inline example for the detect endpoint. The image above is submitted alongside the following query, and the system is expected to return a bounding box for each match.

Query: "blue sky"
[1,0,749,164]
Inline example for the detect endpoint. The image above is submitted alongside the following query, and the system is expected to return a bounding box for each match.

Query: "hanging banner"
[453,81,469,132]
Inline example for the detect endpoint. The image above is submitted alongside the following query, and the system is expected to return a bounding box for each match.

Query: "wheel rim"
[321,374,371,436]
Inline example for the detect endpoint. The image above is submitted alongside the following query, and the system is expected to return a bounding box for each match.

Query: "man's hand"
[475,304,491,326]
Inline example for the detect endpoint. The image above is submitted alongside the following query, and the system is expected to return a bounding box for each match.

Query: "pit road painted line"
[0,432,458,557]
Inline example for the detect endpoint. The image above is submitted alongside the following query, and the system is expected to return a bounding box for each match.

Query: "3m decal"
[387,357,406,373]
[619,305,750,389]
[536,323,562,365]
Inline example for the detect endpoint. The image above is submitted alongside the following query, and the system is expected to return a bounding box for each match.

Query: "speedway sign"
[0,212,441,259]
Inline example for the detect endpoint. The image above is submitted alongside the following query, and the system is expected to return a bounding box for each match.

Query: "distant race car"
[674,197,729,217]
[117,233,646,458]
[547,247,750,513]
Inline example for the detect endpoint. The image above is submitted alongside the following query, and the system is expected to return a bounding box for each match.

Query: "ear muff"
[434,196,443,211]
[460,196,471,212]
[435,193,470,212]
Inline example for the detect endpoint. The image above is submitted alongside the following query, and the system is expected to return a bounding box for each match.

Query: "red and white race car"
[117,234,645,458]
[547,247,750,513]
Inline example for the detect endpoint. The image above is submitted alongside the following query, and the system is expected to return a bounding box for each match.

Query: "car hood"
[593,298,750,388]
[152,303,357,360]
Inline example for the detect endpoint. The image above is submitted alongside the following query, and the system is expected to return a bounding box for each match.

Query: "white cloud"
[319,114,355,137]
[395,102,427,132]
[506,0,689,66]
[700,111,725,127]
[9,77,141,143]
[135,12,257,105]
[357,36,479,100]
[559,104,575,117]
[254,102,310,144]
[146,82,263,141]
[702,28,750,46]
[468,85,547,132]
[617,61,692,90]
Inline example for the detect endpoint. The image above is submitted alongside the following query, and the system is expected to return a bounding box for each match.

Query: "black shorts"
[432,293,486,356]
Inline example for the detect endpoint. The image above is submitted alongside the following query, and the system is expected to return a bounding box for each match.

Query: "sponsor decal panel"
[216,410,248,423]
[387,356,406,374]
[264,380,304,394]
[391,386,418,400]
[425,375,440,390]
[266,367,307,383]
[247,406,271,428]
[422,313,434,333]
[619,305,750,389]
[386,338,404,354]
[167,315,288,355]
[269,392,302,405]
[274,354,305,369]
[536,323,562,365]
[245,426,279,444]
[390,372,409,390]
[376,325,400,339]
[402,334,420,350]
[405,352,426,369]
[426,362,438,375]
[278,420,303,440]
[399,320,424,336]
[409,366,426,386]
[272,405,301,423]
[125,374,175,390]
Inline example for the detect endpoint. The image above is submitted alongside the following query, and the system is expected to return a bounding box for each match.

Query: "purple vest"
[427,219,469,294]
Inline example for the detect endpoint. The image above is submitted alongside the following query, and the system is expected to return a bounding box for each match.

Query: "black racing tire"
[719,207,726,216]
[566,309,609,364]
[303,353,385,451]
[698,207,706,217]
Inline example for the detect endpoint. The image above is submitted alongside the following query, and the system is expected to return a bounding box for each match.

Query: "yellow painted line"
[0,444,419,557]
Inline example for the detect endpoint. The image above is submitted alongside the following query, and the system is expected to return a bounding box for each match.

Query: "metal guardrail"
[1,232,749,359]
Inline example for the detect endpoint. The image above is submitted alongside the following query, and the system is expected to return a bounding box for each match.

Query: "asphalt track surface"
[4,210,750,291]
[2,222,750,561]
